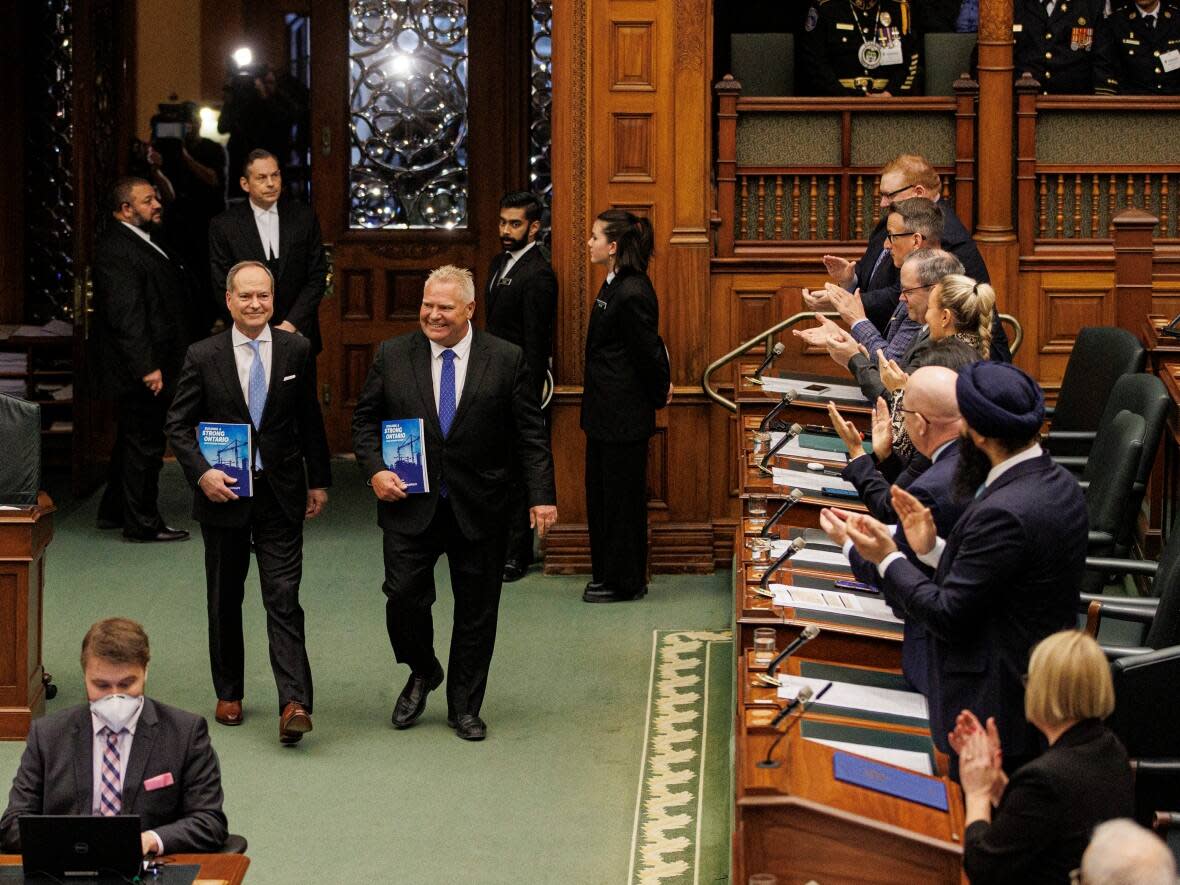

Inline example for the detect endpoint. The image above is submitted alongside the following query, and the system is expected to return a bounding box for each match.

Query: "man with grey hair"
[352,264,558,742]
[167,259,330,746]
[1080,819,1177,885]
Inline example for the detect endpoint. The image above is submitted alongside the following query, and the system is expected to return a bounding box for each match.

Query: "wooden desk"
[0,853,249,883]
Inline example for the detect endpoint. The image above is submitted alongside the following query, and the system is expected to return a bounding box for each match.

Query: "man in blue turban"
[842,362,1088,775]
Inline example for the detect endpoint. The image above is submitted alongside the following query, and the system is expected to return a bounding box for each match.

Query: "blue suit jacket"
[878,453,1087,756]
[844,441,968,693]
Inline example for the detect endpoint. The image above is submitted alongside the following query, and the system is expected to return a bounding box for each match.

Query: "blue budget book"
[381,419,430,493]
[832,751,949,811]
[197,422,252,497]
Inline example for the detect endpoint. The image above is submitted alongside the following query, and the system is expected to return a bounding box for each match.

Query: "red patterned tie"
[98,727,122,816]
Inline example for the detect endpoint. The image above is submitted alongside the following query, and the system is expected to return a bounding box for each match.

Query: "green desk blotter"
[799,719,937,772]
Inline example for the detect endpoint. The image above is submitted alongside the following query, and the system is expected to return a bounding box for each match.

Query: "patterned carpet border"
[628,629,733,885]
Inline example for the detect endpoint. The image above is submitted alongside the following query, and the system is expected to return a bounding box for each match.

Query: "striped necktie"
[98,726,122,816]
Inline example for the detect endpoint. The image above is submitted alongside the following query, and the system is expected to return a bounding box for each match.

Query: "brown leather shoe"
[215,700,243,726]
[279,701,313,745]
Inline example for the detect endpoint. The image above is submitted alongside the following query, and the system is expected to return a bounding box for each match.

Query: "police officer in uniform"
[800,0,921,96]
[1096,0,1180,94]
[1014,0,1110,93]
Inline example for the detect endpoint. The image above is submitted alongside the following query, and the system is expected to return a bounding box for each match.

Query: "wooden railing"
[1016,78,1180,252]
[714,76,979,255]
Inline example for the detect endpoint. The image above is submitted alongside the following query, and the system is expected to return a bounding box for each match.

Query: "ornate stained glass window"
[348,1,469,229]
[529,0,553,213]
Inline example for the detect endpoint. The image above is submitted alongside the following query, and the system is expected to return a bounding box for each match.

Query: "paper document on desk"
[772,468,857,494]
[770,585,903,625]
[769,433,849,463]
[772,545,850,570]
[762,376,869,403]
[777,676,928,721]
[805,738,933,775]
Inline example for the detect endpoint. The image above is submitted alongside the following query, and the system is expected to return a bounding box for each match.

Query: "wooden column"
[952,77,979,234]
[715,74,742,257]
[1015,74,1041,256]
[1112,208,1159,341]
[975,0,1018,322]
[0,494,54,740]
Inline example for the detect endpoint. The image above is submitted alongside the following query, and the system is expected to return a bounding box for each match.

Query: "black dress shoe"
[123,527,190,543]
[583,584,645,603]
[392,660,444,729]
[452,714,487,741]
[502,560,527,583]
[96,518,122,531]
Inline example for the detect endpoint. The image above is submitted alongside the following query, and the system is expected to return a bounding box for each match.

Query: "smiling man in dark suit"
[166,260,330,745]
[208,149,327,359]
[484,191,558,583]
[352,265,557,742]
[93,177,194,543]
[0,618,228,857]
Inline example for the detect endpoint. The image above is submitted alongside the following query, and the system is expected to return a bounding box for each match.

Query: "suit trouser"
[504,410,550,566]
[98,387,170,535]
[585,436,649,592]
[381,497,507,718]
[201,476,313,713]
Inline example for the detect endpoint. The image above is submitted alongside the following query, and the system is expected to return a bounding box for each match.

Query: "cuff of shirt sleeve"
[877,551,907,578]
[916,536,946,569]
[842,539,854,558]
[147,830,163,856]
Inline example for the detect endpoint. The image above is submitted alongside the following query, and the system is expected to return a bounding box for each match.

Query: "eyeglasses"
[899,284,932,298]
[881,183,915,199]
[899,407,959,427]
[885,231,917,242]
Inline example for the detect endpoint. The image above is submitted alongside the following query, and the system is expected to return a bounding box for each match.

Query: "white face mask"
[90,694,144,733]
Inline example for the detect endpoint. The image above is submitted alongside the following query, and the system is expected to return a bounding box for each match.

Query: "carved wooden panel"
[646,425,668,509]
[1038,273,1115,354]
[342,343,374,407]
[611,113,654,182]
[1152,280,1180,321]
[341,270,373,321]
[385,270,430,321]
[0,574,15,688]
[611,21,654,91]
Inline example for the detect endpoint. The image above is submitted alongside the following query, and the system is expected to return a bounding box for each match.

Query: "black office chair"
[0,393,40,506]
[1082,410,1146,592]
[1108,646,1180,824]
[1044,327,1146,460]
[222,833,248,854]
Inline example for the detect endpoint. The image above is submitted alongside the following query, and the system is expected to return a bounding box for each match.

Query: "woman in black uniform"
[580,209,670,603]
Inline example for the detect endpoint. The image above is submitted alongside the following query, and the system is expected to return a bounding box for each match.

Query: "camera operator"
[218,63,302,196]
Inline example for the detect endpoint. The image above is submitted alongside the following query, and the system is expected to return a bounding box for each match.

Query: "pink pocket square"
[143,772,174,791]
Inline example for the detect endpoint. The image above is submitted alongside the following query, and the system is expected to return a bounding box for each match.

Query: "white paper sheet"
[770,584,904,625]
[772,468,857,494]
[786,548,852,570]
[805,738,933,775]
[762,376,869,403]
[777,676,929,721]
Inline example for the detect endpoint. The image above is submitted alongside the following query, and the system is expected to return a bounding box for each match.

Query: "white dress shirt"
[251,201,280,260]
[429,322,473,413]
[499,240,536,280]
[91,703,162,854]
[121,221,169,259]
[231,324,273,408]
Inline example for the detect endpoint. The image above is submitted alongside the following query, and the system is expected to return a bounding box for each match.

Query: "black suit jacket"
[484,244,557,396]
[93,223,193,396]
[880,453,1088,757]
[0,699,228,854]
[580,270,671,443]
[208,200,328,353]
[855,218,902,334]
[351,328,556,541]
[964,720,1135,884]
[849,328,935,403]
[165,329,331,527]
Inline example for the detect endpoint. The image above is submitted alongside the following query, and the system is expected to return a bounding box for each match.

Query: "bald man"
[823,366,970,692]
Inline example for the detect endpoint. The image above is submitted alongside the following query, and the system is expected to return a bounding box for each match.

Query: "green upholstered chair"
[923,33,977,96]
[730,33,794,97]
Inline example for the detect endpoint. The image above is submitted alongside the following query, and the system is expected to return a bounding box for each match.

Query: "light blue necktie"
[438,349,456,497]
[247,339,266,469]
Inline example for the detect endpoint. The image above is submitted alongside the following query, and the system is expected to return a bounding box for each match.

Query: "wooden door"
[310,2,531,451]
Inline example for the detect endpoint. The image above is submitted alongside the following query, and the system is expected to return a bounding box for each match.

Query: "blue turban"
[955,362,1045,439]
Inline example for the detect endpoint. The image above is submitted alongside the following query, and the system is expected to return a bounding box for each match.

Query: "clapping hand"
[889,485,936,555]
[825,328,862,368]
[827,401,866,461]
[802,287,833,310]
[844,513,898,563]
[793,314,844,347]
[878,348,909,393]
[958,720,1006,804]
[871,396,893,462]
[819,506,854,546]
[822,254,856,288]
[825,283,867,326]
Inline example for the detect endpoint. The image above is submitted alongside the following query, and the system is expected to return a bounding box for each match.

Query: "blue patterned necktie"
[438,349,456,498]
[98,727,122,816]
[247,339,266,469]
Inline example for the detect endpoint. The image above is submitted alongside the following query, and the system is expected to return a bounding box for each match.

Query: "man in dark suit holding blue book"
[166,260,330,745]
[351,265,557,742]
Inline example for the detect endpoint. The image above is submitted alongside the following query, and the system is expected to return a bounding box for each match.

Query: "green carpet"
[0,462,734,884]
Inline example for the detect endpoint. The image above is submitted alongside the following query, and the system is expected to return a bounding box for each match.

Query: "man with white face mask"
[0,619,228,856]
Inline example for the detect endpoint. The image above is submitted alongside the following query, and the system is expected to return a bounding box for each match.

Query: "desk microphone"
[757,681,832,769]
[767,684,814,729]
[766,624,821,682]
[752,342,786,382]
[759,423,803,474]
[760,488,805,538]
[758,537,806,591]
[758,390,798,432]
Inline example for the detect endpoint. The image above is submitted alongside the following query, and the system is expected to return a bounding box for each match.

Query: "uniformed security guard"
[1095,0,1180,94]
[800,0,921,96]
[1014,0,1110,93]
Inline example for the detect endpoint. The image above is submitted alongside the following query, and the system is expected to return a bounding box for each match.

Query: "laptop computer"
[18,815,142,880]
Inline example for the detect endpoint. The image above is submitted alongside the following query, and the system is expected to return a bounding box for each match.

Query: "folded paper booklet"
[768,434,849,463]
[832,751,948,808]
[776,675,929,721]
[770,585,904,625]
[772,468,857,494]
[771,542,850,570]
[807,739,934,776]
[381,419,430,493]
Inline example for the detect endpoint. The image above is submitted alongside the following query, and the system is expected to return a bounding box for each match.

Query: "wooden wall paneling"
[1112,208,1161,339]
